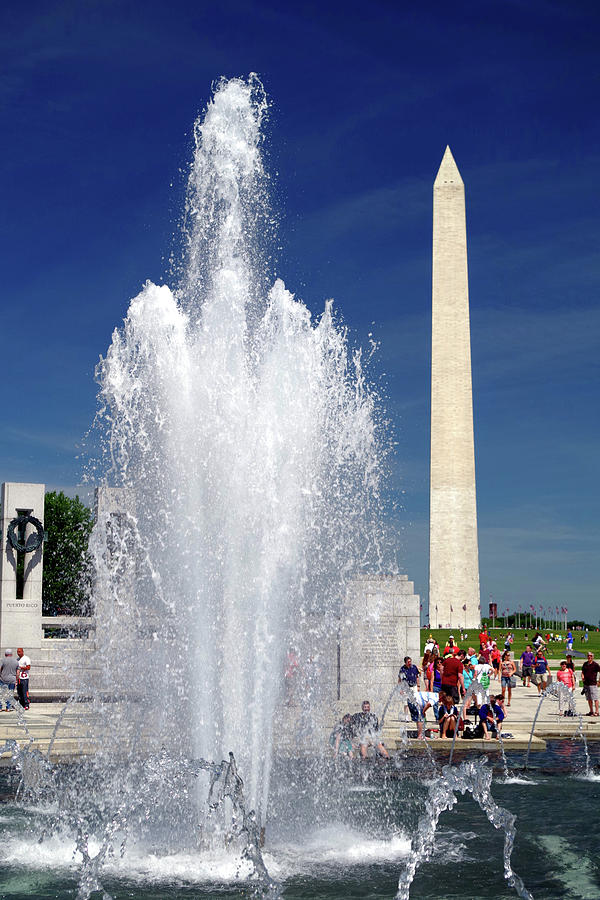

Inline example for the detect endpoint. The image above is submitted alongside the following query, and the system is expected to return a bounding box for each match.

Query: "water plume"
[90,73,389,824]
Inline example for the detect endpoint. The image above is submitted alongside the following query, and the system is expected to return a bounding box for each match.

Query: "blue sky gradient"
[1,0,598,620]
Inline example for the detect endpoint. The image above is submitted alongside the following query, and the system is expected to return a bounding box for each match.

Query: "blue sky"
[1,0,598,621]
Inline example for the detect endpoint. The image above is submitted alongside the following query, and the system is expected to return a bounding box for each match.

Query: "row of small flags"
[527,605,568,615]
[420,602,568,615]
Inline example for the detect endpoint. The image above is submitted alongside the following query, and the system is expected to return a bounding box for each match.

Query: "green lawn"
[420,627,600,665]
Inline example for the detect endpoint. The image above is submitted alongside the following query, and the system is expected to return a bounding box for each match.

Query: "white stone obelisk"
[429,147,480,630]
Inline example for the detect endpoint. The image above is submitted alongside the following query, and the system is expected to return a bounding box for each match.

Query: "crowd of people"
[329,628,600,754]
[0,648,31,711]
[397,642,508,741]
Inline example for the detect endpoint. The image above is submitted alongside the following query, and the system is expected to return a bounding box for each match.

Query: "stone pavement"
[1,668,598,765]
[0,702,99,764]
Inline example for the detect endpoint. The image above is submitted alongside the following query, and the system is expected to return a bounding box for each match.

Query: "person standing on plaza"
[520,645,535,688]
[440,652,464,704]
[480,639,492,664]
[533,648,550,694]
[500,650,516,706]
[428,657,443,694]
[490,642,502,681]
[556,660,576,716]
[16,647,31,710]
[0,650,18,711]
[423,650,437,692]
[581,652,600,717]
[462,655,476,696]
[421,650,432,681]
[398,656,421,692]
[399,655,421,722]
[474,654,493,705]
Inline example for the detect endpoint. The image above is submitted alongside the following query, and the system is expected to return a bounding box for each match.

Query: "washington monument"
[429,147,481,630]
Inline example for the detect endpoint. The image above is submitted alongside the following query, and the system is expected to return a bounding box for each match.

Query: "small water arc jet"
[524,682,579,770]
[395,758,533,900]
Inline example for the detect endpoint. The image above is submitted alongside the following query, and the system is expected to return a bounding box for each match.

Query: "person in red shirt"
[479,629,489,650]
[490,643,502,681]
[440,655,464,704]
[443,635,460,656]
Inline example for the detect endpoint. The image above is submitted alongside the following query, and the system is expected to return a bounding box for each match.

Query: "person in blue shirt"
[566,630,574,651]
[398,656,421,690]
[478,695,505,740]
[534,651,549,695]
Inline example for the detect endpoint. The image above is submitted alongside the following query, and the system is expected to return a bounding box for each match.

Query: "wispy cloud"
[1,425,83,454]
[471,304,600,387]
[298,177,429,243]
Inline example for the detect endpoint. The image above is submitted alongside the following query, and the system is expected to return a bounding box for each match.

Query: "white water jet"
[90,75,389,821]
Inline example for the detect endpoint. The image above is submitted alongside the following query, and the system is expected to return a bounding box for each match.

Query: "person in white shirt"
[407,690,439,739]
[473,655,493,704]
[16,647,31,710]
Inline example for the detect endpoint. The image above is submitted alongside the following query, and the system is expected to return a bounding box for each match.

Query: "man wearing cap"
[16,648,31,710]
[0,650,18,711]
[443,635,460,656]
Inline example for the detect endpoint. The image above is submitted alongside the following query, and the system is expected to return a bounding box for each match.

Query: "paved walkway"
[0,702,98,764]
[1,669,598,764]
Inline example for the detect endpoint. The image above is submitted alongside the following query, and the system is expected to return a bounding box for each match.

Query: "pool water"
[0,742,599,900]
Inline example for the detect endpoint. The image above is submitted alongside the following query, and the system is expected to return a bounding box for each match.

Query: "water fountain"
[89,71,389,818]
[45,72,390,892]
[2,75,599,900]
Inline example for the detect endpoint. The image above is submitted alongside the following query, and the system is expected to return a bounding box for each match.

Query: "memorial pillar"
[0,482,45,650]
